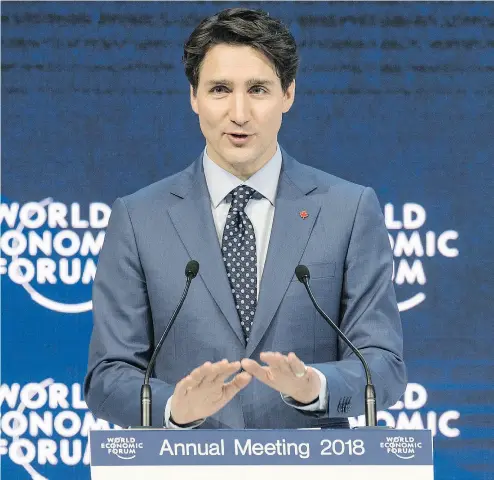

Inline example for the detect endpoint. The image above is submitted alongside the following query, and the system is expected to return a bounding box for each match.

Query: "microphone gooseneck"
[295,264,377,427]
[140,260,199,427]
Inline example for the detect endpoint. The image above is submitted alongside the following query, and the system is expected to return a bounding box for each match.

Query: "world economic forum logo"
[385,203,459,312]
[380,436,423,460]
[0,198,110,313]
[102,436,144,460]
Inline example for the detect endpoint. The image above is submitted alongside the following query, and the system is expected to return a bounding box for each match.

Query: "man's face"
[190,44,295,179]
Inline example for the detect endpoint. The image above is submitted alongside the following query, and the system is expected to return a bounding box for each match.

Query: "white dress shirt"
[164,145,327,428]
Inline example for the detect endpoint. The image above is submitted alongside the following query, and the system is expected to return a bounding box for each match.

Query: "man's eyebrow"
[246,78,275,87]
[205,78,275,87]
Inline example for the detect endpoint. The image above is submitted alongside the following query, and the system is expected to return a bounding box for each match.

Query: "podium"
[89,428,433,480]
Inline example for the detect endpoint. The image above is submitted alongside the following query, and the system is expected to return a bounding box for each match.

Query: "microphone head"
[185,260,199,279]
[295,265,310,283]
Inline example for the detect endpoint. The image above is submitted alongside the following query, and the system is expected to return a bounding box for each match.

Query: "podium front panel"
[90,429,433,480]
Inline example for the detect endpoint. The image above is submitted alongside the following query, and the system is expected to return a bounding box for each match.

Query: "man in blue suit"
[84,7,406,429]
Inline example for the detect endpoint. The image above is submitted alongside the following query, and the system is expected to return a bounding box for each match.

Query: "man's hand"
[170,359,251,425]
[241,352,321,404]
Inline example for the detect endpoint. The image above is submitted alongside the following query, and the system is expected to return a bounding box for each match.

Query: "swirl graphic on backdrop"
[397,293,426,312]
[13,199,91,313]
[10,378,54,480]
[0,198,110,313]
[1,380,117,476]
[385,203,459,313]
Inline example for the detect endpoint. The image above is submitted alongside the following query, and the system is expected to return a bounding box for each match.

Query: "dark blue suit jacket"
[84,150,406,428]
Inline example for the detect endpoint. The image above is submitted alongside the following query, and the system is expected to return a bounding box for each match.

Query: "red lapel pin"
[299,210,309,219]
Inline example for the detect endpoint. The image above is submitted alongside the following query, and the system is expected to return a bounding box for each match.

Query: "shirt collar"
[203,145,282,209]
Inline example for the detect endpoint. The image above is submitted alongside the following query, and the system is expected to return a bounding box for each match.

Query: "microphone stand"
[140,261,199,427]
[296,265,377,427]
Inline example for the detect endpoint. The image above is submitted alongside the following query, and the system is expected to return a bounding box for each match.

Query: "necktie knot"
[230,185,257,213]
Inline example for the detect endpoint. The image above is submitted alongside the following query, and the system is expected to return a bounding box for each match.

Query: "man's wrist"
[284,395,319,407]
[164,396,205,429]
[169,413,203,428]
[281,367,328,412]
[301,395,319,406]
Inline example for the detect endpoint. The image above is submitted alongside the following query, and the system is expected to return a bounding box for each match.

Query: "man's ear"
[190,85,199,115]
[282,80,296,114]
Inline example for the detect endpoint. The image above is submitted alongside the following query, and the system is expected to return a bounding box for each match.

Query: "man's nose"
[229,92,250,126]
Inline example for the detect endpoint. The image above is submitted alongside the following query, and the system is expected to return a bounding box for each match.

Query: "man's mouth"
[227,133,249,139]
[225,133,253,145]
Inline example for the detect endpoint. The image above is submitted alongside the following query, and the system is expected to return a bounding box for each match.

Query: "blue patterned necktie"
[221,185,258,342]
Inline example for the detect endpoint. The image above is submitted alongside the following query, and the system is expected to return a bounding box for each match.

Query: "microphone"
[295,264,377,427]
[140,260,199,427]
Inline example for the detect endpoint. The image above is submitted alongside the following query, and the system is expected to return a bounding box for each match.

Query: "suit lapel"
[246,157,321,357]
[167,159,245,347]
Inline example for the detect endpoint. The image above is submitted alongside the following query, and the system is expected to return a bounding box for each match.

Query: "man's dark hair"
[183,8,299,95]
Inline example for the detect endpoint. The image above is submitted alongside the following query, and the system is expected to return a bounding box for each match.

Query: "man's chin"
[221,148,256,165]
[226,156,258,171]
[214,153,260,178]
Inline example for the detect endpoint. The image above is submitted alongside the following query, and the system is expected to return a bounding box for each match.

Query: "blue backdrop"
[1,2,493,479]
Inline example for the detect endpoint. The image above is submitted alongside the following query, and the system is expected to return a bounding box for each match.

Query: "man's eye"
[250,86,267,95]
[211,86,228,94]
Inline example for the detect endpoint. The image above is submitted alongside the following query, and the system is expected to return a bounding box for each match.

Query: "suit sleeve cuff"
[164,396,205,429]
[281,367,328,411]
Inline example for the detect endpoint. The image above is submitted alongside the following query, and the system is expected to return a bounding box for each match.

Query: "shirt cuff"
[164,396,205,429]
[281,367,328,412]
